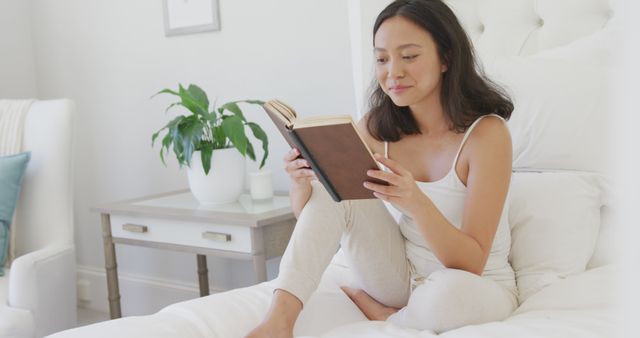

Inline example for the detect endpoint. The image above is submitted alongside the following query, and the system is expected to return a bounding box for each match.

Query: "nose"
[387,58,404,79]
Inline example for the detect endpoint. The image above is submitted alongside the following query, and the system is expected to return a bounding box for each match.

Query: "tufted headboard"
[445,0,612,58]
[348,0,614,173]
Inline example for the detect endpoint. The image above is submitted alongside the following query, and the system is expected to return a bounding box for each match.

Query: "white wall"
[347,0,390,118]
[0,0,37,98]
[612,1,640,336]
[26,0,356,315]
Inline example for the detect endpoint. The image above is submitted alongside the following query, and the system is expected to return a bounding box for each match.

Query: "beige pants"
[275,181,517,333]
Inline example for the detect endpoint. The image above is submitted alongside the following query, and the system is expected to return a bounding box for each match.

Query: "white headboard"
[348,0,614,172]
[445,0,611,58]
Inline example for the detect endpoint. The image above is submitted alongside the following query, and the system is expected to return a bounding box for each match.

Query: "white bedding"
[50,256,618,338]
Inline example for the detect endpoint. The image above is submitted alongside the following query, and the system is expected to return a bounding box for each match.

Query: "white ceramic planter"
[187,148,246,205]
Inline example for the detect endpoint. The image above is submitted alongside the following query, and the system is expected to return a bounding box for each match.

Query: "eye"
[402,55,418,60]
[375,57,387,64]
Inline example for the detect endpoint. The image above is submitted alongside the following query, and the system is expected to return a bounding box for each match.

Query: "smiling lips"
[389,85,411,94]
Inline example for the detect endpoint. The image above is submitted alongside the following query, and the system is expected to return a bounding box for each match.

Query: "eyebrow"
[374,43,423,52]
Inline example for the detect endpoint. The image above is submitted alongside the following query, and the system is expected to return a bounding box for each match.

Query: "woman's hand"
[364,153,428,217]
[283,148,317,186]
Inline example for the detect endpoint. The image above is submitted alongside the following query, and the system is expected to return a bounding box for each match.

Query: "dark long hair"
[367,0,513,141]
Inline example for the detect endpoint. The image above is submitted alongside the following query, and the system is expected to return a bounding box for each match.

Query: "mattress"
[48,254,618,338]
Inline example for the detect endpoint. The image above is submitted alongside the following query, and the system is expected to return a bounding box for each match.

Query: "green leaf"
[247,122,269,169]
[159,148,166,166]
[178,84,208,116]
[243,99,265,105]
[220,102,246,121]
[151,88,179,99]
[160,133,173,166]
[151,131,160,146]
[164,102,182,113]
[212,125,226,148]
[178,116,204,167]
[187,84,209,110]
[172,134,185,166]
[167,115,184,128]
[221,115,247,156]
[180,115,205,139]
[200,143,213,175]
[245,142,256,161]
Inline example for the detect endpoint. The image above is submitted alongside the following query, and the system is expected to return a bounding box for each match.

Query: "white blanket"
[49,258,618,338]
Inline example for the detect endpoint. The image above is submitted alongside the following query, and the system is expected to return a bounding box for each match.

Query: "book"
[262,99,387,202]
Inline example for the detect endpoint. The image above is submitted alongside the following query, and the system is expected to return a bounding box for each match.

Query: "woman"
[247,0,516,336]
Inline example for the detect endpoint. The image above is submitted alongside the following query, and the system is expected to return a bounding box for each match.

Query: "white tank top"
[383,114,516,292]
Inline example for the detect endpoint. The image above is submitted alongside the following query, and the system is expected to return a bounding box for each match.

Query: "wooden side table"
[91,189,295,319]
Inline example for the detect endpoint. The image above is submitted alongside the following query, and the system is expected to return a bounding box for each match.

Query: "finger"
[285,159,309,173]
[372,192,398,204]
[283,148,300,162]
[374,153,408,176]
[367,169,402,186]
[363,181,401,197]
[372,191,389,201]
[294,169,315,179]
[295,159,310,169]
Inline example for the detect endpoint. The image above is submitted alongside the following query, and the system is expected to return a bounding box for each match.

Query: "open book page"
[294,114,352,128]
[264,100,297,128]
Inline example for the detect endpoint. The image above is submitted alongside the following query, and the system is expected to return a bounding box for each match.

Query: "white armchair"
[0,100,76,338]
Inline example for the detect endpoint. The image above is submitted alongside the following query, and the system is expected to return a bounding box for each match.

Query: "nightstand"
[91,189,295,319]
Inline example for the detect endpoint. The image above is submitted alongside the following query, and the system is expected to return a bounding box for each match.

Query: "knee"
[388,269,515,333]
[423,269,477,296]
[411,269,473,316]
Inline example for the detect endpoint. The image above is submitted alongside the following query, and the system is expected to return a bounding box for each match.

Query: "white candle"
[248,169,273,200]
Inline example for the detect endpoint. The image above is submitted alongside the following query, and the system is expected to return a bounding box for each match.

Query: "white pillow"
[508,171,605,303]
[480,35,610,173]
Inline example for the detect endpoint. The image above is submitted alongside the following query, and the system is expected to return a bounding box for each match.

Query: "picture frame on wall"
[163,0,221,37]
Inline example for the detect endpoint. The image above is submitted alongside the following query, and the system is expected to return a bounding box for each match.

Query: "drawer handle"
[122,223,148,233]
[202,231,232,242]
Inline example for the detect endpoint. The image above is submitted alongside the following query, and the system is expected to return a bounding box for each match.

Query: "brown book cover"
[263,99,387,202]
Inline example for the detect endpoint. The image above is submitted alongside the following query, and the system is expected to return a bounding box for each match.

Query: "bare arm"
[413,118,512,274]
[364,117,511,275]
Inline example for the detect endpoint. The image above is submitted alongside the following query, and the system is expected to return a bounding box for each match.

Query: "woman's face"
[374,16,447,107]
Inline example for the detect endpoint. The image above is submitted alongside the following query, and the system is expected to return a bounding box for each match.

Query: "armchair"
[0,99,76,338]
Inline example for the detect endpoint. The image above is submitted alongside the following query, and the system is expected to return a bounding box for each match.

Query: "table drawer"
[110,215,253,253]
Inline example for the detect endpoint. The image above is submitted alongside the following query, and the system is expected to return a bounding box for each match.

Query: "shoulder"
[466,115,512,164]
[467,115,511,146]
[357,112,384,155]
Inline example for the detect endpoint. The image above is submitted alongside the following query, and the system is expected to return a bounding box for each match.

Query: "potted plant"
[152,83,268,205]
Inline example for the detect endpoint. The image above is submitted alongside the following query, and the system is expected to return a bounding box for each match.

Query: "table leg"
[101,213,122,319]
[197,254,210,296]
[253,254,267,283]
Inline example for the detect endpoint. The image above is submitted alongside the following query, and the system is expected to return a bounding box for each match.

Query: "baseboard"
[76,265,226,316]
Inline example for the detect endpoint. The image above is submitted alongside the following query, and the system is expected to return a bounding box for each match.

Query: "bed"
[48,0,619,337]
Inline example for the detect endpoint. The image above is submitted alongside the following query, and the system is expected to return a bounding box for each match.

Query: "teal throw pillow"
[0,152,31,276]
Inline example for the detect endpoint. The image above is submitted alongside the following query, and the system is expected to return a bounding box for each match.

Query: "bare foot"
[245,320,293,338]
[244,290,302,338]
[340,286,399,321]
